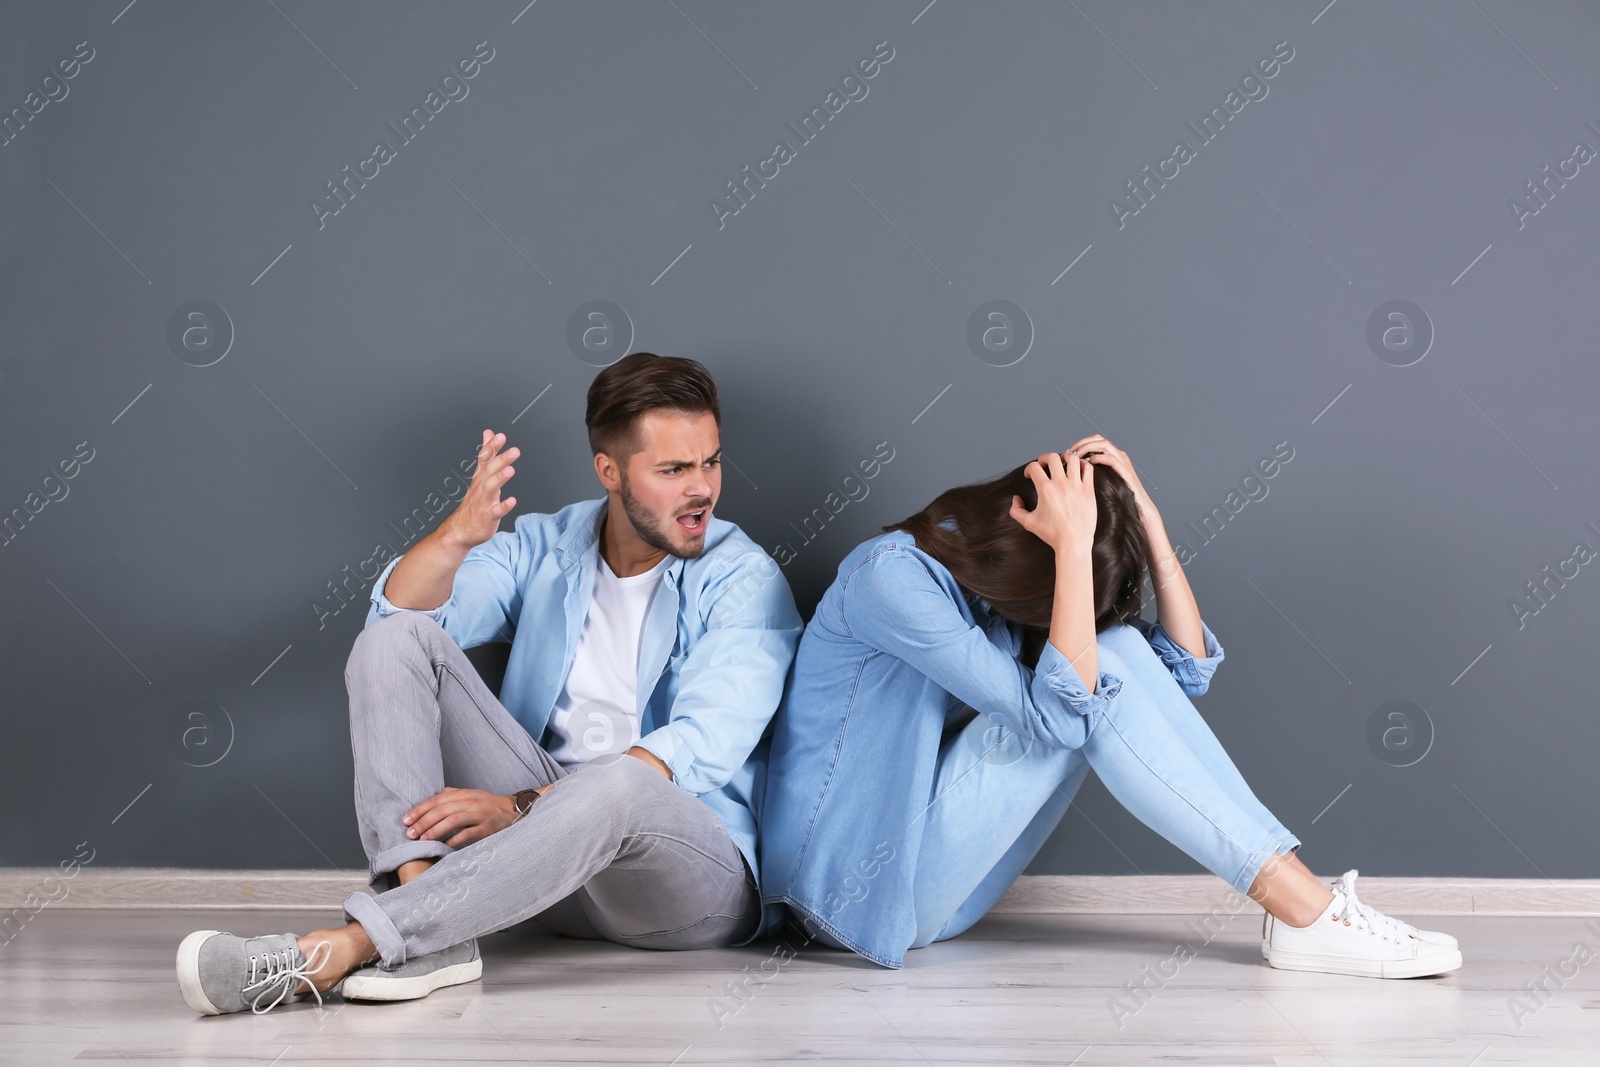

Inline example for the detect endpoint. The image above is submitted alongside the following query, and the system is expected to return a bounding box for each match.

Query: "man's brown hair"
[585,352,721,460]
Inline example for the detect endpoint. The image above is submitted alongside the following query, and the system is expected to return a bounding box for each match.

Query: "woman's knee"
[1095,625,1171,687]
[1091,636,1133,681]
[1095,622,1147,660]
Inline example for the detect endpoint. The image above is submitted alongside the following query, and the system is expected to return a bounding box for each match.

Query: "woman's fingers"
[1074,433,1111,451]
[1066,451,1084,489]
[1069,434,1127,466]
[1096,455,1132,484]
[1010,492,1039,531]
[1066,435,1100,456]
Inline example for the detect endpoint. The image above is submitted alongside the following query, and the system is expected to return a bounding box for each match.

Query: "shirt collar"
[554,496,686,588]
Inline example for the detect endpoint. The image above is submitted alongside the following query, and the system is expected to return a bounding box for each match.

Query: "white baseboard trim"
[986,874,1600,917]
[0,869,376,910]
[4,869,1600,915]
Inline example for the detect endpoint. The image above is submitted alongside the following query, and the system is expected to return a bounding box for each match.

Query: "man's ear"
[594,451,622,492]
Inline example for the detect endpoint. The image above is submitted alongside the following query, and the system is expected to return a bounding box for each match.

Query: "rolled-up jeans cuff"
[1230,828,1303,896]
[369,840,453,887]
[343,890,408,969]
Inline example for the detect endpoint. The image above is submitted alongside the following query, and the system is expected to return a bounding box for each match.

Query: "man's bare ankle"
[294,925,378,992]
[396,859,435,885]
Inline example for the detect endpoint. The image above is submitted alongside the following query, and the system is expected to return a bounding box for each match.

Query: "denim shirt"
[365,497,803,910]
[758,529,1224,967]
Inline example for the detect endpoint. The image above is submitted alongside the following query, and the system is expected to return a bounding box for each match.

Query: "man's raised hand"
[443,429,519,549]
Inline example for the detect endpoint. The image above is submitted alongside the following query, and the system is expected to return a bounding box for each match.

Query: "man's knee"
[347,612,446,678]
[549,757,664,828]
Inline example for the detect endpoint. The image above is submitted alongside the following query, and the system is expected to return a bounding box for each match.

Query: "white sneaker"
[1260,870,1459,957]
[1263,871,1462,978]
[339,938,481,1002]
[1333,870,1458,949]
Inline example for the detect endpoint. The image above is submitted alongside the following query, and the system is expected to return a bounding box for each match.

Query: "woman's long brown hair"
[884,455,1149,668]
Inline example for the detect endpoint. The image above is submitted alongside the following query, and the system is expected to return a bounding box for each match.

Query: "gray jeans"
[339,612,760,969]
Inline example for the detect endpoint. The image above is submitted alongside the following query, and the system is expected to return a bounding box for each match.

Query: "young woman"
[759,436,1461,978]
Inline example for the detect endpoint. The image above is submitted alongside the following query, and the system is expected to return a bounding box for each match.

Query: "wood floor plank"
[0,908,1596,1064]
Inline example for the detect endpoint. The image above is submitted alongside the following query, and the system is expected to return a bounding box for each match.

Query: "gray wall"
[3,0,1596,881]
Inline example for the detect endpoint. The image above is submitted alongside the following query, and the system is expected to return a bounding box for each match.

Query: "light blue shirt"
[365,497,803,902]
[759,529,1224,966]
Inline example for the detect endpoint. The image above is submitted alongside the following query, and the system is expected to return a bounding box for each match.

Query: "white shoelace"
[1330,869,1414,944]
[244,939,333,1014]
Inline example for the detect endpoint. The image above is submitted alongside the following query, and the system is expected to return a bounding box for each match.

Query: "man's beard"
[619,472,710,560]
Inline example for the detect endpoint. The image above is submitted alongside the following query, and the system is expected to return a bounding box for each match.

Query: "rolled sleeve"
[1033,639,1123,732]
[367,554,449,627]
[634,719,695,785]
[363,524,531,650]
[842,546,1113,752]
[1132,616,1225,696]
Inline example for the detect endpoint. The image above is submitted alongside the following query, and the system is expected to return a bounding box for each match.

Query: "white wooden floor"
[2,908,1594,1064]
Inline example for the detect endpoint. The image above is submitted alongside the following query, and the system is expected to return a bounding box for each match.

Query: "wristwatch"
[512,788,542,817]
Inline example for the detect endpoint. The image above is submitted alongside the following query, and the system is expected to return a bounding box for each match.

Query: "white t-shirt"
[543,552,673,768]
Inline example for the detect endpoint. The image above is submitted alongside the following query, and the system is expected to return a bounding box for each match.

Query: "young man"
[176,353,802,1015]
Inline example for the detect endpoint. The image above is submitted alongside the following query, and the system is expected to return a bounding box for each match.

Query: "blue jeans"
[906,621,1300,948]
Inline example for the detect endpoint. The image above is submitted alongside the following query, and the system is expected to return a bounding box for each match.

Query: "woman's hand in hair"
[1074,435,1207,658]
[1009,450,1097,556]
[1069,435,1157,520]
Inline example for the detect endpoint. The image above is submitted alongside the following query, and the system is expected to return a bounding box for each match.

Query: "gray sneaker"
[339,938,482,1002]
[176,930,333,1015]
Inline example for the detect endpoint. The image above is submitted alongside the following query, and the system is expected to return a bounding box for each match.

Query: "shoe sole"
[176,930,225,1015]
[1261,912,1460,960]
[1261,935,1458,957]
[339,957,483,1002]
[1264,944,1462,979]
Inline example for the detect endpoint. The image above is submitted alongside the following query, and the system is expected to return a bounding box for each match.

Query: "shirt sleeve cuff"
[634,726,690,785]
[1034,639,1123,717]
[1139,617,1225,694]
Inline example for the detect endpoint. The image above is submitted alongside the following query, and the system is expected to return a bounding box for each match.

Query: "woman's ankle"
[1252,895,1316,928]
[1247,852,1335,928]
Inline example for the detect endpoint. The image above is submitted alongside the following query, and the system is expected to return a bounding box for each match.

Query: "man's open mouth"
[676,508,708,533]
